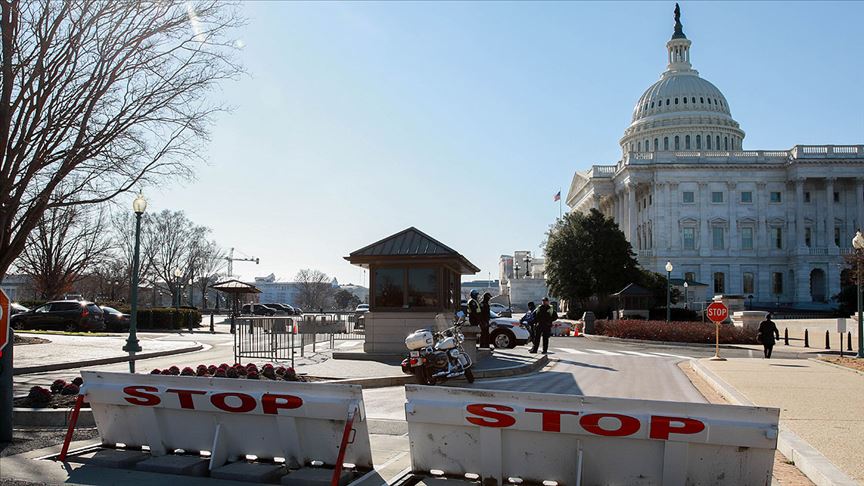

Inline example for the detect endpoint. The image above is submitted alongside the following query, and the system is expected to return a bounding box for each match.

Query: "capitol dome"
[620,5,745,154]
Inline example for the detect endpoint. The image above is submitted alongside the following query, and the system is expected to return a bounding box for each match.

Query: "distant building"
[247,273,368,308]
[461,280,500,301]
[0,274,34,302]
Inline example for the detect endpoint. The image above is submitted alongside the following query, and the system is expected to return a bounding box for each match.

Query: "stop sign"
[0,289,8,357]
[706,302,729,323]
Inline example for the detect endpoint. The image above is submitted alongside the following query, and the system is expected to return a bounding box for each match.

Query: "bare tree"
[294,269,335,311]
[192,239,225,308]
[0,0,242,281]
[17,204,112,299]
[145,209,208,304]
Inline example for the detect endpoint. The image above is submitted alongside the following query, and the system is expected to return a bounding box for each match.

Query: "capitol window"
[666,99,670,106]
[696,135,701,149]
[713,273,725,293]
[724,137,729,150]
[740,191,753,203]
[675,98,679,104]
[691,97,696,103]
[835,227,841,246]
[700,97,704,103]
[682,191,695,203]
[664,137,669,150]
[834,192,840,203]
[654,138,659,151]
[711,191,723,203]
[682,227,696,250]
[741,227,754,250]
[712,227,724,250]
[772,273,783,295]
[743,273,755,294]
[683,97,687,104]
[773,227,783,249]
[707,136,712,149]
[685,135,690,149]
[805,227,812,247]
[716,136,720,149]
[770,191,782,203]
[804,191,810,203]
[674,136,680,150]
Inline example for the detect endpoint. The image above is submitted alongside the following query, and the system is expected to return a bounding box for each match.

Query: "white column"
[757,182,768,254]
[699,182,710,256]
[627,184,637,244]
[795,178,805,248]
[669,183,679,251]
[728,181,737,252]
[856,178,864,231]
[592,194,601,211]
[826,177,837,248]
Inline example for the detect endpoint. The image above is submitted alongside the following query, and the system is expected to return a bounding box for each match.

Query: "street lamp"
[111,280,118,301]
[852,230,864,358]
[514,263,520,280]
[683,281,689,310]
[524,254,532,278]
[174,268,183,309]
[665,261,673,323]
[122,193,146,372]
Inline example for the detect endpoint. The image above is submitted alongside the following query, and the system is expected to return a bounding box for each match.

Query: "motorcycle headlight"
[450,349,459,358]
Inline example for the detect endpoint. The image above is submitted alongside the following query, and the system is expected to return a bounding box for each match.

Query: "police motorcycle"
[400,312,475,385]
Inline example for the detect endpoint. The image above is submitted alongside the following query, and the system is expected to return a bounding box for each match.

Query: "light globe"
[132,193,147,214]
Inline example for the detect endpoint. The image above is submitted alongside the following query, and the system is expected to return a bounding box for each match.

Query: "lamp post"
[524,254,532,278]
[665,261,673,323]
[111,280,118,301]
[122,193,146,372]
[174,268,183,309]
[853,231,864,358]
[514,263,520,280]
[683,281,689,310]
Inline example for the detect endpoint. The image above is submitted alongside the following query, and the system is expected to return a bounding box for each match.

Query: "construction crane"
[225,247,259,278]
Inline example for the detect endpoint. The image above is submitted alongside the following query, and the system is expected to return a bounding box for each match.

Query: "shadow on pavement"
[553,359,617,372]
[462,371,585,395]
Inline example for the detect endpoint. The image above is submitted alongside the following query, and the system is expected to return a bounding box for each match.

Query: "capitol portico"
[566,5,864,309]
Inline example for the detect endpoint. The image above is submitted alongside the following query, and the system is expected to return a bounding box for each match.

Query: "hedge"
[137,308,202,330]
[647,307,701,322]
[595,319,757,345]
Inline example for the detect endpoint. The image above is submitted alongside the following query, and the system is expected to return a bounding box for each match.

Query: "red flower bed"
[149,363,305,382]
[595,320,757,345]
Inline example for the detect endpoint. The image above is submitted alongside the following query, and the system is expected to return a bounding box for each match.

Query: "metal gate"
[233,314,366,365]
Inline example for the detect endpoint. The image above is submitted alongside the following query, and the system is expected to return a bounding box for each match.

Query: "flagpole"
[559,188,562,219]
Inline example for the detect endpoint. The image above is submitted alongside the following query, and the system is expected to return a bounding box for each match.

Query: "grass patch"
[17,330,111,337]
[819,356,864,373]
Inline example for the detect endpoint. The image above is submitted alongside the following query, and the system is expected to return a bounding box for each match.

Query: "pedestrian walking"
[520,301,537,342]
[479,292,492,349]
[757,313,780,359]
[530,297,558,354]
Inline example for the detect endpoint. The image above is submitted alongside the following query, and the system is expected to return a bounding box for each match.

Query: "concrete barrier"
[404,385,780,485]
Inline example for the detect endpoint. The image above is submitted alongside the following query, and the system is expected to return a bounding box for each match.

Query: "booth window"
[408,268,439,307]
[374,268,405,307]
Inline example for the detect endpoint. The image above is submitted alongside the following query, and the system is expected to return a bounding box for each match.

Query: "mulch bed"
[819,356,864,373]
[14,394,86,409]
[12,334,50,345]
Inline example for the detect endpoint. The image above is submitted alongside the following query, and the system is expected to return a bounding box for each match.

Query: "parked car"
[100,306,130,332]
[11,300,105,332]
[489,303,512,317]
[488,311,531,349]
[292,307,303,316]
[10,303,29,315]
[262,303,294,315]
[241,304,277,316]
[355,304,369,314]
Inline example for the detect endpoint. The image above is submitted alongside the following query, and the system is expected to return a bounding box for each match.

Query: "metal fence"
[233,313,366,365]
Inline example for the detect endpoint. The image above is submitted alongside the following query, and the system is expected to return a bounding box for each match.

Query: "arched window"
[716,136,721,149]
[724,137,728,150]
[700,97,704,103]
[685,135,691,149]
[675,97,679,105]
[645,139,649,151]
[666,99,670,106]
[696,134,701,149]
[683,97,687,104]
[692,97,696,103]
[654,138,659,151]
[650,101,654,108]
[707,135,712,149]
[637,141,641,152]
[664,137,669,151]
[674,136,680,150]
[707,98,711,104]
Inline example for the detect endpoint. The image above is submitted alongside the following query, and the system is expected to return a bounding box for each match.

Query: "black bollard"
[784,328,789,346]
[848,331,853,352]
[804,329,809,348]
[825,330,830,350]
[210,313,215,333]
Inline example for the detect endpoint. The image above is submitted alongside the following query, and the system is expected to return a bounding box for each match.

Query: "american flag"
[553,191,561,202]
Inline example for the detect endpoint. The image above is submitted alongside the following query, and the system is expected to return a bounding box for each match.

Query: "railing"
[591,165,617,177]
[808,247,829,256]
[624,145,863,164]
[636,249,655,258]
[233,313,365,365]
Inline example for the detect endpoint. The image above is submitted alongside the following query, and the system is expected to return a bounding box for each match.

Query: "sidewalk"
[693,358,863,485]
[13,333,205,374]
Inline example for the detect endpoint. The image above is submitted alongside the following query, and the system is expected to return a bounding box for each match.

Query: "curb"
[326,354,548,389]
[808,357,864,377]
[690,359,858,486]
[585,334,829,358]
[12,407,95,428]
[13,344,205,375]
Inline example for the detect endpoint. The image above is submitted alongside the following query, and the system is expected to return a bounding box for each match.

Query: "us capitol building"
[566,6,863,309]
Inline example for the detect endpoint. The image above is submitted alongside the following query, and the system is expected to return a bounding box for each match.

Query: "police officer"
[520,301,537,342]
[479,292,492,349]
[530,297,558,354]
[466,289,481,326]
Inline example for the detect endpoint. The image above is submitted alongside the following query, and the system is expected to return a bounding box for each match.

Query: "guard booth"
[613,283,654,320]
[210,279,261,334]
[345,227,479,355]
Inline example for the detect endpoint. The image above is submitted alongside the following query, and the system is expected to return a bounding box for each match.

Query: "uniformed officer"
[479,292,492,349]
[530,297,558,354]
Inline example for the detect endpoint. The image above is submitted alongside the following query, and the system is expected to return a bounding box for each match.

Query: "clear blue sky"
[145,1,864,286]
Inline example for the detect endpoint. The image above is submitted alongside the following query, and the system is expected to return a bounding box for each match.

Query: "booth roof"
[345,226,480,274]
[613,283,654,297]
[209,279,261,294]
